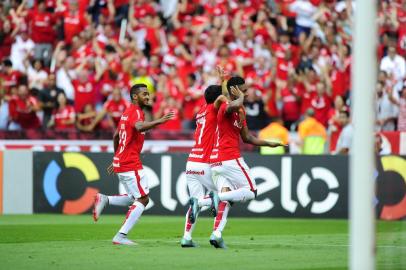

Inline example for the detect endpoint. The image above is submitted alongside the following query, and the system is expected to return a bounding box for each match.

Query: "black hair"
[3,59,12,67]
[195,5,205,16]
[130,84,148,100]
[344,44,352,55]
[188,73,196,82]
[18,75,28,86]
[339,110,350,118]
[226,76,245,91]
[105,44,116,54]
[204,85,222,104]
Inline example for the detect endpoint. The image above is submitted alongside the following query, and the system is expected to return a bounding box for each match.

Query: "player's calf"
[188,197,199,224]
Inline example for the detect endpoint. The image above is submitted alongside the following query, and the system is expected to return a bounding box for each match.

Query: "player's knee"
[137,195,149,207]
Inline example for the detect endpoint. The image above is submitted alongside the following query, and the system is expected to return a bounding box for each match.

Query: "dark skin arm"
[240,125,287,147]
[107,111,175,174]
[239,108,287,147]
[338,148,349,155]
[135,111,175,132]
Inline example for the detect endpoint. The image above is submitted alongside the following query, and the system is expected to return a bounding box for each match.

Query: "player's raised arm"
[216,65,230,98]
[240,125,287,148]
[135,111,175,132]
[213,94,228,110]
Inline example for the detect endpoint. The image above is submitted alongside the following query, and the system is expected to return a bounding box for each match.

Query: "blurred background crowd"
[0,0,405,153]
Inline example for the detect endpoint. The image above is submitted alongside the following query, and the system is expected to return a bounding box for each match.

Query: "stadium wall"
[1,151,405,220]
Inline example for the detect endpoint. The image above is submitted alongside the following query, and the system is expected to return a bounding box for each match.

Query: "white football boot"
[93,193,108,222]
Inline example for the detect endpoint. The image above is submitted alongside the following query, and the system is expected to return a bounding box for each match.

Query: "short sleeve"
[131,108,142,126]
[218,102,227,116]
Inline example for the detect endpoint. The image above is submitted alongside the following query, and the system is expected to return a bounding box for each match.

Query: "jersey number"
[197,116,206,145]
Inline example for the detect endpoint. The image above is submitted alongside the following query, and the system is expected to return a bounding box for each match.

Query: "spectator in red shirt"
[278,75,301,130]
[89,88,129,130]
[61,1,88,44]
[182,73,205,130]
[27,0,56,66]
[155,96,182,131]
[72,69,96,113]
[8,80,41,130]
[48,92,75,130]
[76,103,97,132]
[0,20,19,62]
[311,81,332,127]
[1,59,22,96]
[328,95,348,153]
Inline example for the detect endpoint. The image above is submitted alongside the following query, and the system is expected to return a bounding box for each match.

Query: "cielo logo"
[43,153,100,214]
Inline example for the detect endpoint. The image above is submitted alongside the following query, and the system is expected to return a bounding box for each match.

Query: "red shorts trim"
[235,159,254,191]
[135,170,146,197]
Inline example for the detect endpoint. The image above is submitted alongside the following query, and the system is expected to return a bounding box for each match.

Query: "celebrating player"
[180,84,225,248]
[92,83,174,245]
[192,76,286,248]
[181,67,243,247]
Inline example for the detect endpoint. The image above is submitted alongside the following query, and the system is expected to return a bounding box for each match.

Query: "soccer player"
[93,83,174,245]
[193,76,286,248]
[180,84,228,248]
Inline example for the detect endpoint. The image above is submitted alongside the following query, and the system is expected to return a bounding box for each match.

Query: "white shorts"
[117,170,149,199]
[186,161,216,198]
[211,158,257,192]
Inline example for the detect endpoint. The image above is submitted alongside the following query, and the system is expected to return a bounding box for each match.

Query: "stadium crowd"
[0,0,405,153]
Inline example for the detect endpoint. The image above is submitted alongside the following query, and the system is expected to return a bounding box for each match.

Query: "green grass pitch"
[0,215,405,270]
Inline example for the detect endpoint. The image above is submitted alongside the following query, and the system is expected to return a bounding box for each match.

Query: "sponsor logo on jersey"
[186,170,205,175]
[189,153,204,158]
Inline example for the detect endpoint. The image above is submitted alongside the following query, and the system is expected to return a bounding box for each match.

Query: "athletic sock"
[183,207,197,240]
[108,195,133,206]
[218,188,255,202]
[213,201,231,238]
[119,201,145,235]
[198,195,212,207]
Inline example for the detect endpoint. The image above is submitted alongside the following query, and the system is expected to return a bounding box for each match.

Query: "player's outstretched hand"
[106,163,114,175]
[268,142,289,148]
[160,111,175,123]
[230,86,243,98]
[216,65,229,81]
